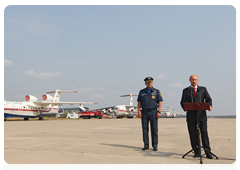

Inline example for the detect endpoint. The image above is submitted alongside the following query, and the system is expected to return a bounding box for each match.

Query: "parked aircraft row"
[4,89,180,121]
[4,90,97,121]
[93,94,138,118]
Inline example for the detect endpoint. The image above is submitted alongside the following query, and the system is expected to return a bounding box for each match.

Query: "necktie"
[194,87,197,97]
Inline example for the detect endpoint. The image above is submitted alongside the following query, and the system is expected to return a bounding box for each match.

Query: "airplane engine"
[107,108,113,113]
[129,108,135,112]
[25,95,38,102]
[42,94,54,102]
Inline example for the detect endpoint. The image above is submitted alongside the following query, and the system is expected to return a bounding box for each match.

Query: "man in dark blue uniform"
[137,77,163,151]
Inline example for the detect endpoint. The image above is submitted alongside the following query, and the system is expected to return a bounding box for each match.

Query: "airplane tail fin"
[78,106,85,111]
[78,104,89,111]
[120,94,138,106]
[46,90,77,102]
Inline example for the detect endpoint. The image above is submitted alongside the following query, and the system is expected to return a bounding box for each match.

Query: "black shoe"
[206,153,213,159]
[142,147,149,150]
[193,153,200,157]
[153,148,158,151]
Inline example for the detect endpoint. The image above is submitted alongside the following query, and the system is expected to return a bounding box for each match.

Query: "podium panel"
[184,102,210,111]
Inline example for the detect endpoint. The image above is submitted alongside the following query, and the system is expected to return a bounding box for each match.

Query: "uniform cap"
[144,77,154,82]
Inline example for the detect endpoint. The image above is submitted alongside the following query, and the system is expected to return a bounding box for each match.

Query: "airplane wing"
[93,105,137,111]
[125,105,137,108]
[62,106,89,111]
[120,94,138,97]
[91,106,116,111]
[26,102,97,107]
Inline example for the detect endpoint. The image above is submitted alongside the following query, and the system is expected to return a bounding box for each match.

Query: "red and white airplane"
[96,94,138,118]
[4,90,97,121]
[161,107,178,118]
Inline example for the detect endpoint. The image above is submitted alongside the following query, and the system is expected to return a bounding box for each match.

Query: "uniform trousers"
[141,109,158,149]
[187,121,211,154]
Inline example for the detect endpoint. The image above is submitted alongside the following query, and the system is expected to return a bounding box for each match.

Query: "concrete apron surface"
[4,118,238,170]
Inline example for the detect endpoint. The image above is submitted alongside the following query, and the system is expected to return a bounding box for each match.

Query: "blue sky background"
[4,5,236,115]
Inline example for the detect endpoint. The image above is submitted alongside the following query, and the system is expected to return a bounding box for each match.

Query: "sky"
[3,5,236,116]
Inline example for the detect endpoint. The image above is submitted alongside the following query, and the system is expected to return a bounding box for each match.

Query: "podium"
[183,102,210,111]
[182,102,218,164]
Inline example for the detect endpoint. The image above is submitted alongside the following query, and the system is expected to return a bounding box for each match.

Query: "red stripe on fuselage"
[4,107,58,112]
[117,109,133,113]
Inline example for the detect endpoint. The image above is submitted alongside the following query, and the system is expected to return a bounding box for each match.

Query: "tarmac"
[4,118,236,166]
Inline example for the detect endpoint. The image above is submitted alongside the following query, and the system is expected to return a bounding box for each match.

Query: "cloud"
[156,74,166,79]
[16,78,23,82]
[4,59,13,66]
[25,70,61,79]
[92,93,104,99]
[169,82,184,88]
[99,87,105,91]
[77,87,105,93]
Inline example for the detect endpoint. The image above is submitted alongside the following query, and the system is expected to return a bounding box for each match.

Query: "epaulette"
[154,88,162,97]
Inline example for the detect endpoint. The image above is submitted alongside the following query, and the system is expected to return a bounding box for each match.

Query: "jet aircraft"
[161,107,178,118]
[96,94,138,118]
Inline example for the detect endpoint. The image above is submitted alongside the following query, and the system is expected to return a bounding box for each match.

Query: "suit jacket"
[180,86,212,122]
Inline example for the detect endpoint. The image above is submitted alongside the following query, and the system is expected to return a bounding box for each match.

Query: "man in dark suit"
[180,75,213,159]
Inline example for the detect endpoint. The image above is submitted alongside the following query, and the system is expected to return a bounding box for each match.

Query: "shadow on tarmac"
[100,143,183,158]
[99,143,235,164]
[100,143,235,159]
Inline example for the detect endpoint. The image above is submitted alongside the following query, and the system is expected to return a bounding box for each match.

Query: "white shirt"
[191,85,198,90]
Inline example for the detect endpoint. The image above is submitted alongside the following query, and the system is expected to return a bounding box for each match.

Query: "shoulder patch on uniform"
[159,91,162,97]
[154,88,159,91]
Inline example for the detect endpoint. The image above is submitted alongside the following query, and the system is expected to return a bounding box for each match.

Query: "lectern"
[182,102,218,164]
[183,102,210,111]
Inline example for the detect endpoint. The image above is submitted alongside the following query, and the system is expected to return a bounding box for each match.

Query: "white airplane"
[161,107,178,118]
[4,90,97,121]
[96,94,138,118]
